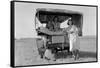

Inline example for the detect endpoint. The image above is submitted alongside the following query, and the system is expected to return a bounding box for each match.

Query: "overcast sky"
[15,2,96,39]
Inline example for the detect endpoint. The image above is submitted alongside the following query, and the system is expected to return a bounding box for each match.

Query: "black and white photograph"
[11,1,97,67]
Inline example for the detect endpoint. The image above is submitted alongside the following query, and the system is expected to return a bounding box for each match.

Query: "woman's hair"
[53,16,58,22]
[67,18,74,25]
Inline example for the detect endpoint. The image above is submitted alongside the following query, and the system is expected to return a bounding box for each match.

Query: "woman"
[67,18,80,60]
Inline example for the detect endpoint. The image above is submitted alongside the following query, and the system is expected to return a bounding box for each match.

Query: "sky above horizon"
[15,2,96,39]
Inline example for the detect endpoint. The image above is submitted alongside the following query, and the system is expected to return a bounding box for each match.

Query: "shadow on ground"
[79,51,97,58]
[54,51,97,59]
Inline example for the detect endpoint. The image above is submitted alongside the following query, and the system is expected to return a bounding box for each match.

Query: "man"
[44,48,56,61]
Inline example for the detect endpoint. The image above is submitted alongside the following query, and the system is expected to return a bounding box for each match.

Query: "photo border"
[10,1,98,67]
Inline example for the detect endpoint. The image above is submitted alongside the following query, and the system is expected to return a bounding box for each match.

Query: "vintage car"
[35,8,83,60]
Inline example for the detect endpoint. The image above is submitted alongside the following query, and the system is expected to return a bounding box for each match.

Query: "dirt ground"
[15,36,97,66]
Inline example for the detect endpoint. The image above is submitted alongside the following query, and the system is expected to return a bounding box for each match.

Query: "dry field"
[15,36,97,66]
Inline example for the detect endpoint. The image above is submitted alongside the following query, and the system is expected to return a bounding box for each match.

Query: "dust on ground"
[15,36,97,66]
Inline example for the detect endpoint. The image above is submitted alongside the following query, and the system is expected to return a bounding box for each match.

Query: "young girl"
[66,18,80,60]
[67,18,79,52]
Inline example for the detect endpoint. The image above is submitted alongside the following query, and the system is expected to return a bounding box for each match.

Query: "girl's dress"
[67,25,80,51]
